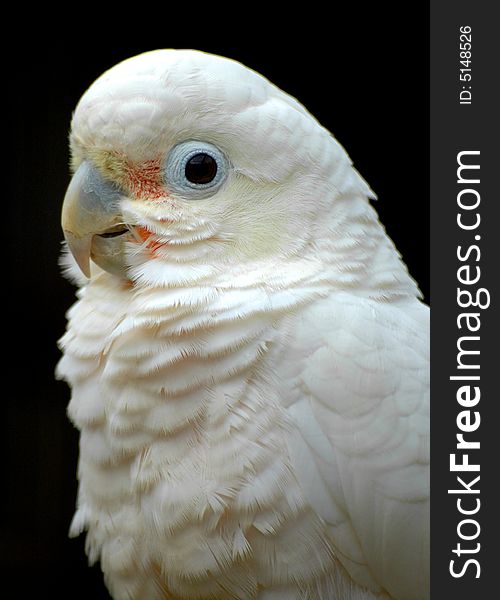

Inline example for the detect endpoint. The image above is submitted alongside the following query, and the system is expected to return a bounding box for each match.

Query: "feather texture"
[57,49,429,599]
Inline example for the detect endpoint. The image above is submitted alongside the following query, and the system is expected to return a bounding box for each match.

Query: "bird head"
[62,49,414,297]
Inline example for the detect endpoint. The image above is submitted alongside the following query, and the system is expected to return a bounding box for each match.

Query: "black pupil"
[185,153,217,184]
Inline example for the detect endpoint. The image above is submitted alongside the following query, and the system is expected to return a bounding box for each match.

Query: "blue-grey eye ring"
[164,141,229,198]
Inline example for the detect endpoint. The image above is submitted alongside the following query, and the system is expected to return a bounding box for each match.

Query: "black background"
[6,9,429,598]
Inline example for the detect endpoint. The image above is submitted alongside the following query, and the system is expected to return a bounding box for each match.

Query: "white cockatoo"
[57,49,429,600]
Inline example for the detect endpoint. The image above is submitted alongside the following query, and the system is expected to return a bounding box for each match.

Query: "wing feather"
[285,293,429,600]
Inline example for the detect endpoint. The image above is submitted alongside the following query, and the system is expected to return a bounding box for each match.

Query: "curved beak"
[61,161,125,277]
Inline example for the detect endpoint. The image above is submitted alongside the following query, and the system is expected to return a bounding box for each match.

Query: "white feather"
[58,49,429,599]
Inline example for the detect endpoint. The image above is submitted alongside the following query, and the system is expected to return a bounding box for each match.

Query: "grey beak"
[61,161,125,277]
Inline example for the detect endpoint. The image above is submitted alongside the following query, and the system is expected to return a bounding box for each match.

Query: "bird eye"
[185,153,218,184]
[164,141,229,199]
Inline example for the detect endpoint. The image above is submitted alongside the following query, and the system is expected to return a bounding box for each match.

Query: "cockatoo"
[57,49,429,600]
